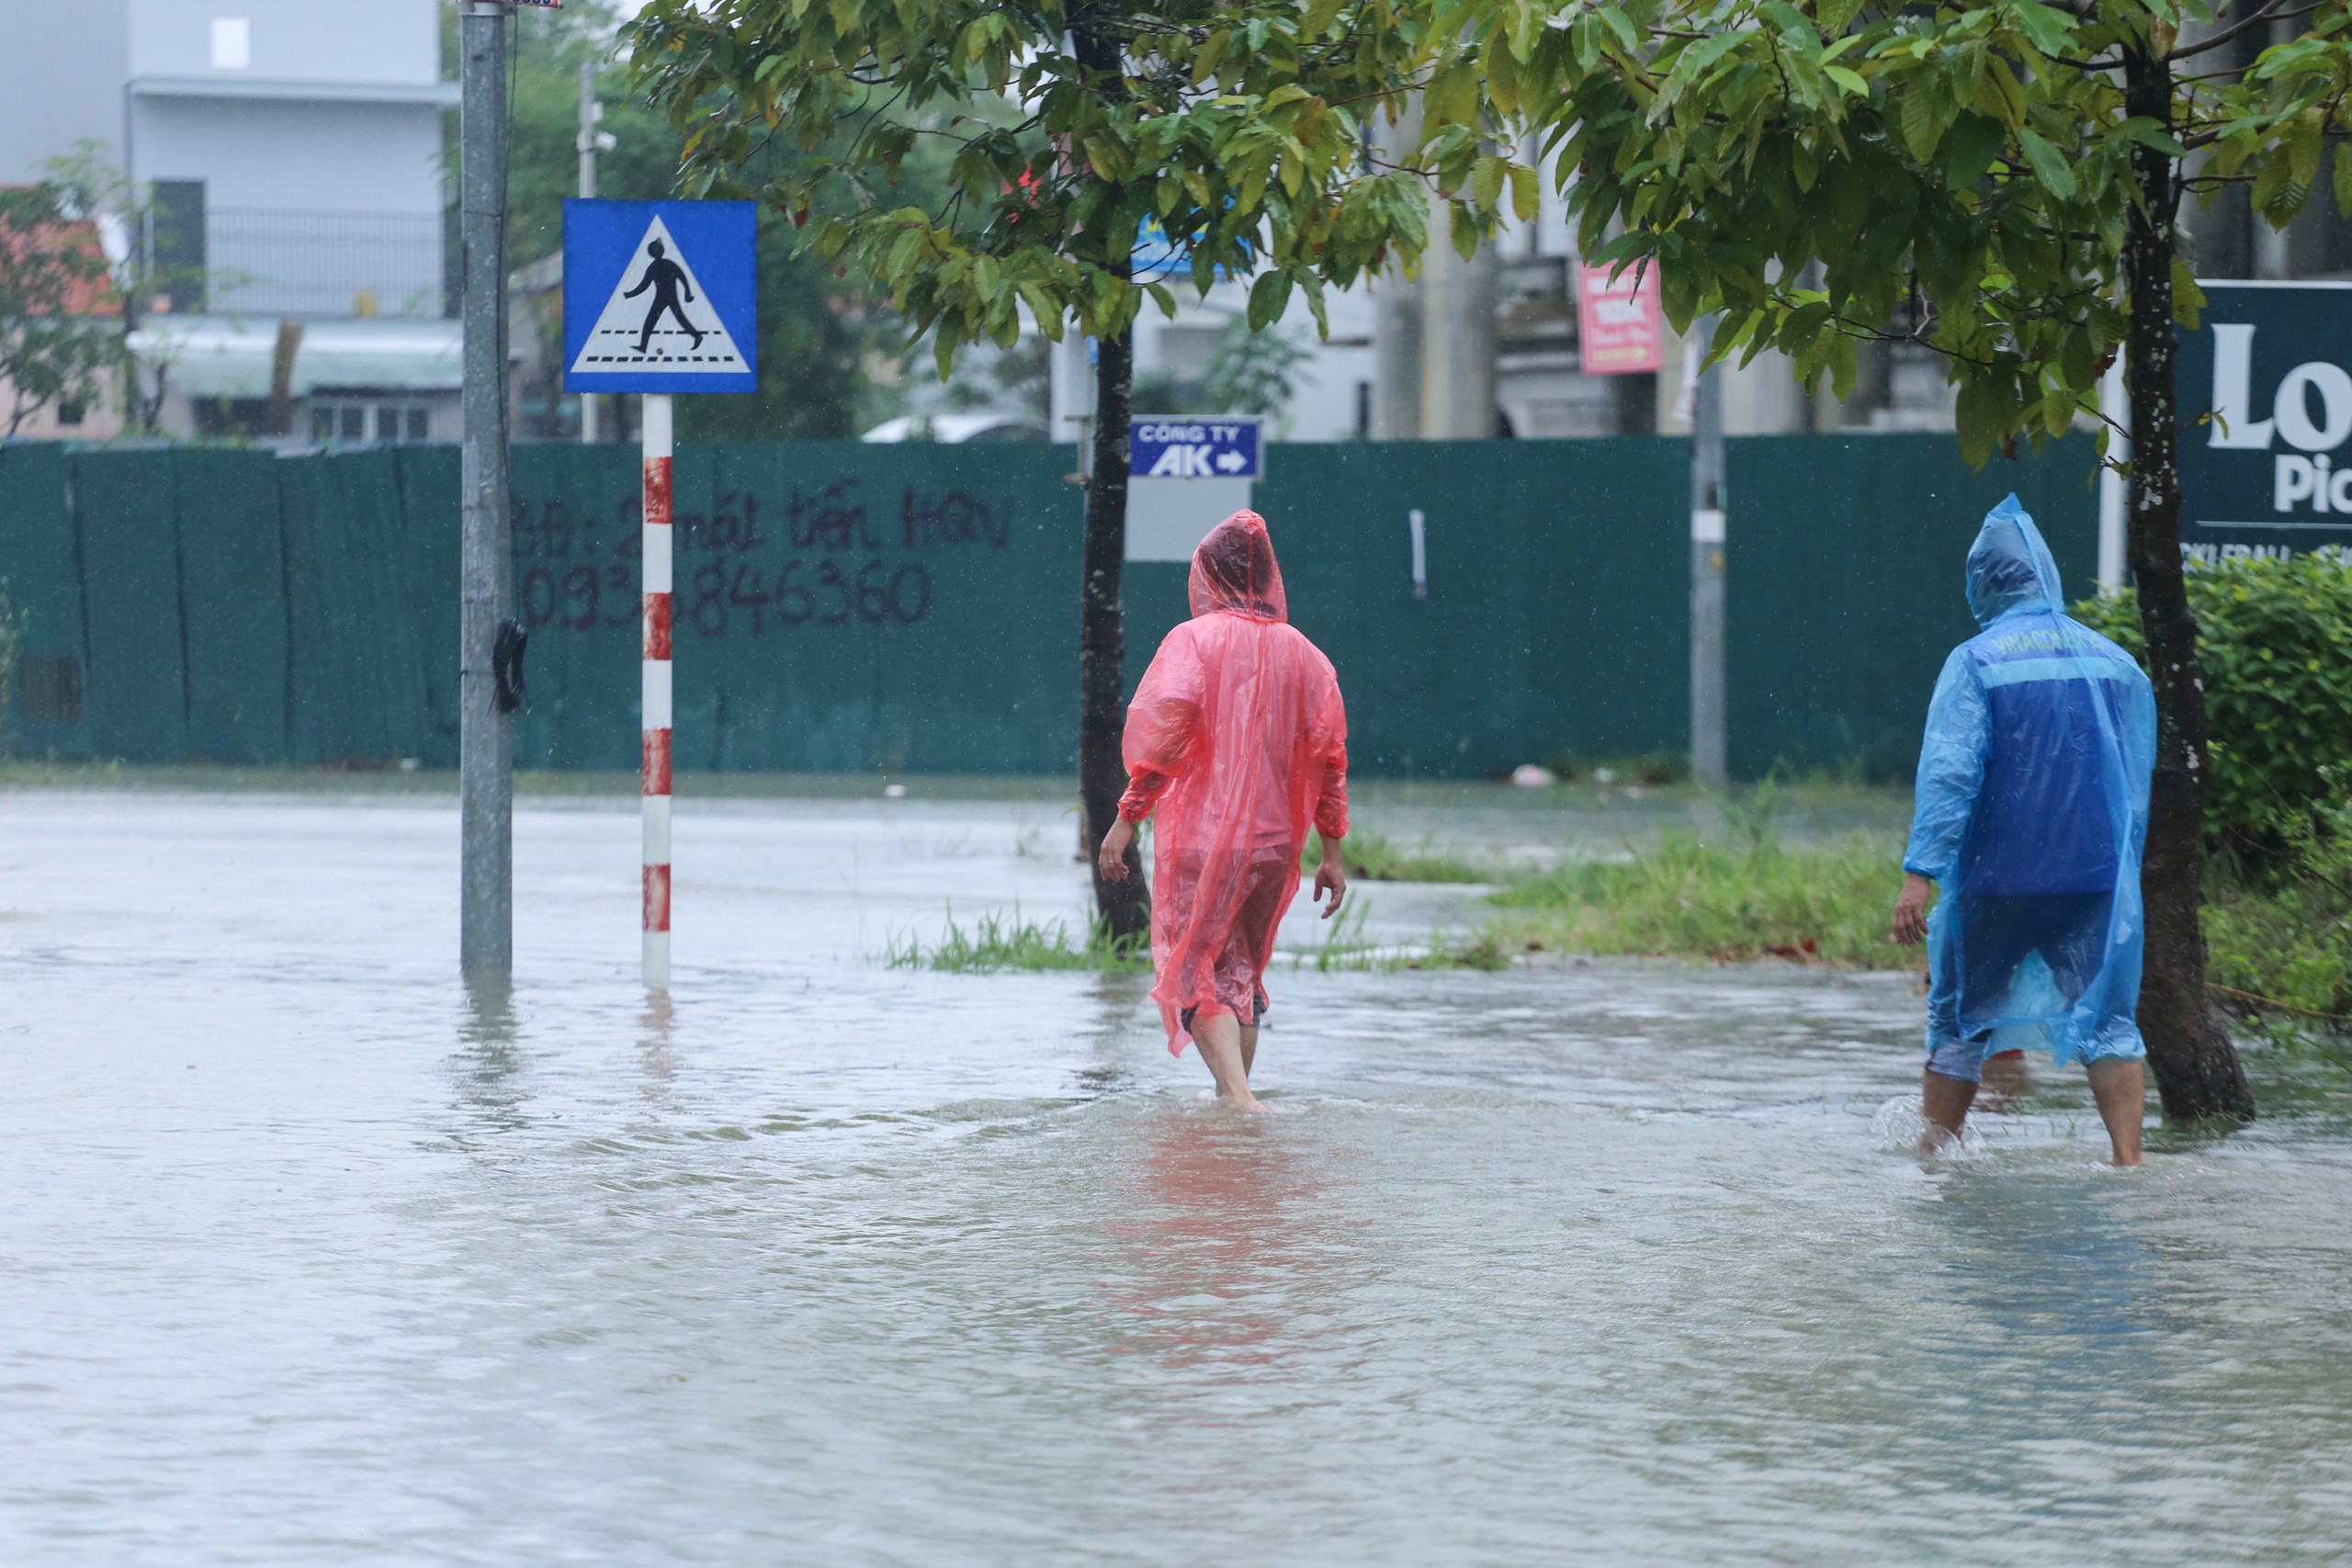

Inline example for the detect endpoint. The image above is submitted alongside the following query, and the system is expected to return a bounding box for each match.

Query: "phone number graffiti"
[509,475,1002,638]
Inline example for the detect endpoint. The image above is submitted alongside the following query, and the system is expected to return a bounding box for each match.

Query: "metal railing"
[206,207,446,319]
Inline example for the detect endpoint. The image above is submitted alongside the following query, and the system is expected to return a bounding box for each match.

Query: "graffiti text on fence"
[510,476,1002,638]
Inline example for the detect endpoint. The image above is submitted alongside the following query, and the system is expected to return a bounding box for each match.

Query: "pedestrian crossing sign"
[563,199,757,394]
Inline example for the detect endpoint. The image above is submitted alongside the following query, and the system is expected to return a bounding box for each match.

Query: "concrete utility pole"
[1688,329,1727,788]
[1049,332,1096,461]
[1419,236,1498,439]
[1371,270,1422,439]
[2097,355,2130,593]
[1370,101,1424,441]
[459,0,514,972]
[577,59,613,445]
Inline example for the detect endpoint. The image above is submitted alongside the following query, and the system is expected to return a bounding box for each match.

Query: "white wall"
[129,0,438,85]
[0,0,130,181]
[1121,277,1377,441]
[133,96,444,213]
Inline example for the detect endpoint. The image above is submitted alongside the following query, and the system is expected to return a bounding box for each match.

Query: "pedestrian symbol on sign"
[568,216,739,373]
[624,239,702,354]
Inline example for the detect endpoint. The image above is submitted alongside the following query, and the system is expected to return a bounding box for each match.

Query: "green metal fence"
[0,432,2098,780]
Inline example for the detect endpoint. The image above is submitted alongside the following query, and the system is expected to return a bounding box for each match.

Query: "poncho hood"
[1188,510,1288,623]
[1964,492,2066,627]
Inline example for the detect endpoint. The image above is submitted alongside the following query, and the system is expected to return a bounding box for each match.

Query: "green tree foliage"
[625,0,1498,933]
[462,0,868,438]
[672,209,868,440]
[37,146,214,433]
[1205,322,1312,425]
[627,0,1495,367]
[1480,0,2352,1121]
[1486,0,2352,466]
[0,182,121,438]
[2204,764,2352,1030]
[461,3,691,263]
[2078,554,2352,852]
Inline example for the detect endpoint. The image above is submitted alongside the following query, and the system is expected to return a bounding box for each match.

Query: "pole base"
[642,930,671,991]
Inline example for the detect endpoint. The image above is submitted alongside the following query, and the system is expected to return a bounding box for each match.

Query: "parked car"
[860,412,1050,444]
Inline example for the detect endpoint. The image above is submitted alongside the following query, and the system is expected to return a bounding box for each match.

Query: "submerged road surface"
[3,789,2349,1565]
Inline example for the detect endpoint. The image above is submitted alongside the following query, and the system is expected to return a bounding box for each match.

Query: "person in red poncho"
[1097,510,1350,1112]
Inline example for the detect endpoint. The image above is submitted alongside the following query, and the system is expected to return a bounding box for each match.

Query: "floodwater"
[4,787,2349,1566]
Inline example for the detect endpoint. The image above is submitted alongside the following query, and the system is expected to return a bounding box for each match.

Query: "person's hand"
[1314,836,1348,919]
[1098,818,1136,883]
[1891,872,1934,946]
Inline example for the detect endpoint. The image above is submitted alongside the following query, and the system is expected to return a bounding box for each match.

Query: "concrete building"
[0,0,460,442]
[1036,155,1962,450]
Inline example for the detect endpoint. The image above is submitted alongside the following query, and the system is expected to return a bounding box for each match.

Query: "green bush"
[2074,552,2352,849]
[2204,764,2352,1030]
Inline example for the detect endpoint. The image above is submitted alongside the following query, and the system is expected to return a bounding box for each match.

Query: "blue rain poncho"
[1903,495,2157,1067]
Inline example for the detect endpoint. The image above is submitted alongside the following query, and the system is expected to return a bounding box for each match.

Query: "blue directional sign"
[1130,416,1262,479]
[563,198,756,394]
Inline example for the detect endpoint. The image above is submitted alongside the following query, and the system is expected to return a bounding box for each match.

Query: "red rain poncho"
[1119,511,1349,1055]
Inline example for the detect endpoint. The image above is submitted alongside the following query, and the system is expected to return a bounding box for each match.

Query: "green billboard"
[2177,280,2352,562]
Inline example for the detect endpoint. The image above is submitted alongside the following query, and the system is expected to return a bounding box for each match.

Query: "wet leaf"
[2016,128,2075,201]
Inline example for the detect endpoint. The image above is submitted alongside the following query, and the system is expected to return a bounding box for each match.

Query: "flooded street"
[5,788,2350,1565]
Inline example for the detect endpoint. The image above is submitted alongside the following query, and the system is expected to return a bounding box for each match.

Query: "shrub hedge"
[2075,552,2352,850]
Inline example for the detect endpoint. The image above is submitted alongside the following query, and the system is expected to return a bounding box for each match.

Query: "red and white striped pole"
[641,392,673,988]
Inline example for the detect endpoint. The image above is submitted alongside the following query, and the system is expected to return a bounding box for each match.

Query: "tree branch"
[2212,983,2352,1024]
[2164,0,2321,63]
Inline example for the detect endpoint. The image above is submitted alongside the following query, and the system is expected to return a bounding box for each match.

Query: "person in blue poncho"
[1891,496,2156,1166]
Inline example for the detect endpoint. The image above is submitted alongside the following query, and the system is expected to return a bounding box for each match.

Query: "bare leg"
[1920,1068,1978,1153]
[1192,1013,1264,1112]
[1979,1049,2030,1106]
[2086,1058,2145,1167]
[1239,1023,1259,1077]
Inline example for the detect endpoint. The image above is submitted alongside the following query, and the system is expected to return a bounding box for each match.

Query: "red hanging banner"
[1575,262,1665,376]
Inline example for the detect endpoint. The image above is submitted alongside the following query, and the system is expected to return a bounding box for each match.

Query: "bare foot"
[1219,1087,1268,1114]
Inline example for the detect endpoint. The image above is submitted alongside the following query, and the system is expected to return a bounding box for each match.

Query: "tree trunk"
[1079,323,1150,942]
[2120,44,2256,1122]
[1071,8,1148,943]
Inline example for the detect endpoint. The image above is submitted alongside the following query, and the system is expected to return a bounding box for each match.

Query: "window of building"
[211,17,251,70]
[310,400,435,446]
[55,400,85,428]
[370,404,431,442]
[149,181,207,312]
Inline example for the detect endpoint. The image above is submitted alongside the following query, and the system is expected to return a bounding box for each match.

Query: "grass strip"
[1304,826,1494,885]
[888,908,1148,974]
[1483,829,1919,970]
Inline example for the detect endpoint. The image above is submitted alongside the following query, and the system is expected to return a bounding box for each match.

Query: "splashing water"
[1869,1092,1990,1156]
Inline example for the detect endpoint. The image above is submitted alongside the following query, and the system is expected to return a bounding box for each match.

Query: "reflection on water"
[2,792,2349,1567]
[634,991,677,1121]
[1929,1167,2155,1345]
[454,968,529,1137]
[1110,1110,1334,1372]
